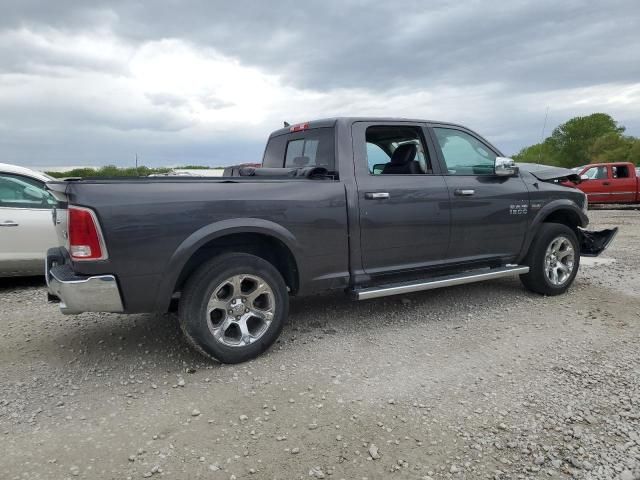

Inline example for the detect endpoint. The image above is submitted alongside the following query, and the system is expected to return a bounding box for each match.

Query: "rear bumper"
[46,247,124,315]
[579,227,618,257]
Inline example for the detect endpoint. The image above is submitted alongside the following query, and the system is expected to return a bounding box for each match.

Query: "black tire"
[520,223,580,296]
[178,252,289,364]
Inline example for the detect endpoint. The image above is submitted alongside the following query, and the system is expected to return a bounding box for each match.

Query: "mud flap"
[579,227,618,257]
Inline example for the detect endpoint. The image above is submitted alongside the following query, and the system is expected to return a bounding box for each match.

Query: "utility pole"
[538,106,549,162]
[135,153,139,174]
[540,106,549,143]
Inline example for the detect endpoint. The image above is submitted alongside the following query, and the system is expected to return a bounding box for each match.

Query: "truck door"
[429,126,529,262]
[609,164,636,203]
[0,173,58,275]
[579,165,610,203]
[352,122,450,276]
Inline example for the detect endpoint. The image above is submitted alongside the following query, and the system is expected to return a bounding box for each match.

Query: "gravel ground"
[1,209,639,480]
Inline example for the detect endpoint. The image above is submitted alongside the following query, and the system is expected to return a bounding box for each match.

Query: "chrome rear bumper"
[46,248,124,315]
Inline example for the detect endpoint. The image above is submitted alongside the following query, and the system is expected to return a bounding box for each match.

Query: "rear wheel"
[520,223,580,296]
[179,253,288,363]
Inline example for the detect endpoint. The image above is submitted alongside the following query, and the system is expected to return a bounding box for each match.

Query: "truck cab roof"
[268,117,470,138]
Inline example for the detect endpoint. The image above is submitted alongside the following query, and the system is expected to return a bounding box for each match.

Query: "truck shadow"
[0,276,46,290]
[287,278,526,331]
[39,277,527,371]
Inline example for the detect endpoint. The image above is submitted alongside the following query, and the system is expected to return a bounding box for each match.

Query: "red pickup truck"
[575,162,640,204]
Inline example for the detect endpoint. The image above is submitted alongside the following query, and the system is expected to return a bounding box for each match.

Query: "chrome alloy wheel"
[206,274,275,347]
[544,236,575,286]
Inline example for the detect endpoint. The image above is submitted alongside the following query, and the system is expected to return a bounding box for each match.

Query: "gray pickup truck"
[46,117,617,363]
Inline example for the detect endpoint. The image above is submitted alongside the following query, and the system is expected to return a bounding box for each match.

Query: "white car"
[0,163,58,277]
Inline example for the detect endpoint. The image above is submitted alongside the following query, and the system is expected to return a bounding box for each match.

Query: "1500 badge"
[509,202,529,215]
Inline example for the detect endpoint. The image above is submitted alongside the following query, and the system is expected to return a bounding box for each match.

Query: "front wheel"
[178,253,289,363]
[520,223,580,296]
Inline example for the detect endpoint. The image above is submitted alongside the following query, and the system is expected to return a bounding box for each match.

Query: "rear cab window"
[262,127,336,172]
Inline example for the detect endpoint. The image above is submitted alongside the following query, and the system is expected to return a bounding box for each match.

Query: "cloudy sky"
[1,0,639,168]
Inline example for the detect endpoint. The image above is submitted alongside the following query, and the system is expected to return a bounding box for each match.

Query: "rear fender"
[153,218,302,311]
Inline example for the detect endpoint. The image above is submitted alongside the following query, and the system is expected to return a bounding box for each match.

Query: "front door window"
[433,128,496,175]
[583,166,608,180]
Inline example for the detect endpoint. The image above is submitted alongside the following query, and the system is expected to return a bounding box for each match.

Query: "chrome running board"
[352,265,529,300]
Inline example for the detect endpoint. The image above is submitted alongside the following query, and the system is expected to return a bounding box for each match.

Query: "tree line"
[513,113,640,168]
[45,165,217,178]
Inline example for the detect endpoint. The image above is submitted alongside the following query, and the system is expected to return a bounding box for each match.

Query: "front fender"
[153,218,302,311]
[518,200,588,262]
[532,200,588,230]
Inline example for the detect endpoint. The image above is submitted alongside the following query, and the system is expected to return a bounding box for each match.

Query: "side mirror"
[495,157,518,176]
[580,174,589,181]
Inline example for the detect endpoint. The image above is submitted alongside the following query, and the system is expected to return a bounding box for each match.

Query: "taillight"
[68,206,108,261]
[289,122,309,132]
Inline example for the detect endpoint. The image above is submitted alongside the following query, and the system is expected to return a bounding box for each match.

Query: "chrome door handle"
[0,221,19,227]
[454,189,475,196]
[365,192,390,199]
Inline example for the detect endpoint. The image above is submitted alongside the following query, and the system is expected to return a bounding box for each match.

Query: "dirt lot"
[1,210,639,480]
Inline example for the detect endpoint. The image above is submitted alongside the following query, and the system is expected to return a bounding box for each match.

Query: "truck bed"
[47,176,350,312]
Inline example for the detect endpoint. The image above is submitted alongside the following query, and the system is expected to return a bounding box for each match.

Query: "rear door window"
[365,125,432,175]
[366,143,390,173]
[611,165,630,178]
